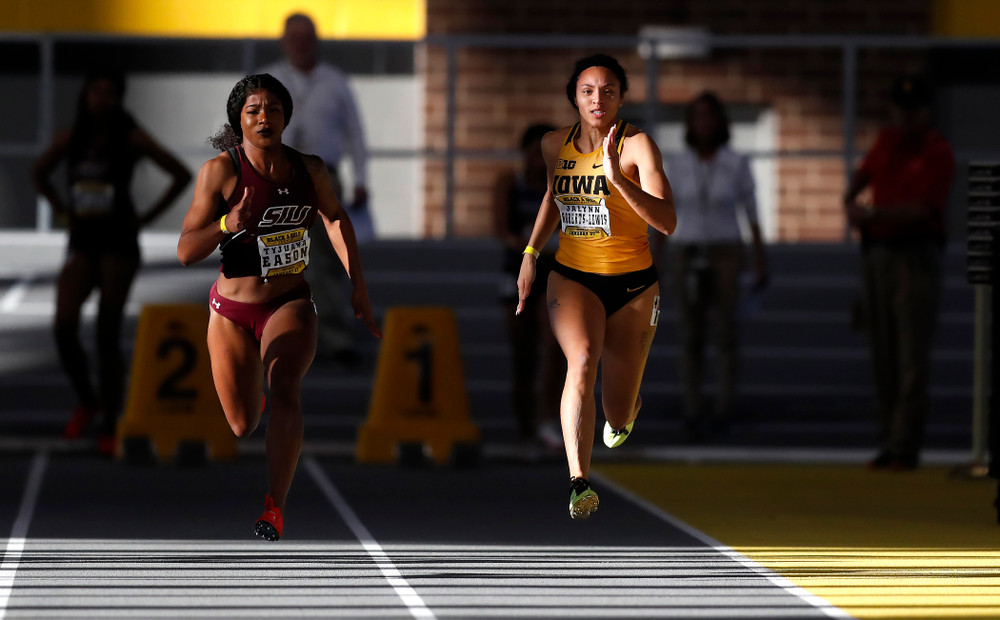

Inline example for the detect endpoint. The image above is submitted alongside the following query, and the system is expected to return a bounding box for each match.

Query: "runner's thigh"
[601,284,659,415]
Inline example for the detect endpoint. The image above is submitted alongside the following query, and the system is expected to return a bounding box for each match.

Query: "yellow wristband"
[523,245,540,258]
[220,214,228,233]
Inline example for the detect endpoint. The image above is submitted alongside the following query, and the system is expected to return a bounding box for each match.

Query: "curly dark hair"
[209,74,294,150]
[565,54,629,109]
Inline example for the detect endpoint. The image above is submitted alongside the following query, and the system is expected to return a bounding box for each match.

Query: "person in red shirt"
[843,74,955,471]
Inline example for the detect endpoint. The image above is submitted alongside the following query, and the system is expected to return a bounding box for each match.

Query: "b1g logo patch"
[555,158,577,170]
[257,228,311,277]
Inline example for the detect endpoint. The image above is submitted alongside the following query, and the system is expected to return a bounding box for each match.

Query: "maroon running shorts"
[209,281,314,341]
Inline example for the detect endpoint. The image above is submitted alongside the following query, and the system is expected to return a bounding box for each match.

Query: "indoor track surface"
[1,451,846,619]
[2,235,997,619]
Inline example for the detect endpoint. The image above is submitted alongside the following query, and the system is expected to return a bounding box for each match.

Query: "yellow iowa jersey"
[553,120,652,275]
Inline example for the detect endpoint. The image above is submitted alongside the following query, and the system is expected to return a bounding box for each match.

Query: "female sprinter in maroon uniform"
[178,74,380,541]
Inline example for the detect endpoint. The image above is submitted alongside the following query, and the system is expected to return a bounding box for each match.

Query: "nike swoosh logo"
[626,286,643,293]
[592,163,603,169]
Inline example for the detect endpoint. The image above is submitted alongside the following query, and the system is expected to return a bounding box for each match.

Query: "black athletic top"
[65,111,141,256]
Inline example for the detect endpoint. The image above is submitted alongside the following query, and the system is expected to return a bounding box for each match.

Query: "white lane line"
[0,277,34,314]
[303,457,436,620]
[0,451,49,620]
[2,301,142,317]
[592,471,854,619]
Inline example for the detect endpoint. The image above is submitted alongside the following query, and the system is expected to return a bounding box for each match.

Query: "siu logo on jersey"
[259,204,313,228]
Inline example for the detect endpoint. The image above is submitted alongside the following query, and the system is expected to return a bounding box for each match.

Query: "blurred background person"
[262,12,370,367]
[843,74,954,471]
[32,69,192,452]
[654,91,768,444]
[493,122,564,461]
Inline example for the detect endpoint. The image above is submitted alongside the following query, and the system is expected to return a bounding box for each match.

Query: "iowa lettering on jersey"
[554,174,610,196]
[259,205,313,227]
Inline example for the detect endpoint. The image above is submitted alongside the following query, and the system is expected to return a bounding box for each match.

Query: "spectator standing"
[261,13,370,366]
[655,91,767,443]
[32,70,191,453]
[844,74,955,471]
[494,123,564,460]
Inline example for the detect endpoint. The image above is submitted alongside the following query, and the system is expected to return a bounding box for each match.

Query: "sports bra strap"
[225,146,242,186]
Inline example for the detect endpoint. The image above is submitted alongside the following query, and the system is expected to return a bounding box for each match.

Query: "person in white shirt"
[261,13,371,365]
[655,91,768,443]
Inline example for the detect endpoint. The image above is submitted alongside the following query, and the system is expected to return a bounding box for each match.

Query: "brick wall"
[422,0,932,240]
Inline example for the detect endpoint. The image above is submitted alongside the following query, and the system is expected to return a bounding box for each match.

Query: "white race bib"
[71,180,115,218]
[556,195,611,239]
[257,228,311,278]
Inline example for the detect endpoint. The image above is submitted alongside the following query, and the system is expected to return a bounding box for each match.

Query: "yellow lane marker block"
[118,304,236,462]
[357,306,479,465]
[598,463,1000,620]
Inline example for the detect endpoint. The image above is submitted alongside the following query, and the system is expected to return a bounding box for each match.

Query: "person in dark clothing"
[33,70,192,453]
[843,74,955,471]
[494,123,564,460]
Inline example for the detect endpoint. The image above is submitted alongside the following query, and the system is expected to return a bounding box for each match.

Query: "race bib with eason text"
[556,195,611,239]
[257,228,311,278]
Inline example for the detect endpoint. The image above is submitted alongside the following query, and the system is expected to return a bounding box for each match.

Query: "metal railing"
[2,31,1000,235]
[424,32,1000,236]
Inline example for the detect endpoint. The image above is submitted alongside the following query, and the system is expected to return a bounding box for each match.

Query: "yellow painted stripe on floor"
[597,463,1000,620]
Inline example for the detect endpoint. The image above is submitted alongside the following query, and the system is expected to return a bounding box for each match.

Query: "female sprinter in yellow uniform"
[517,54,676,519]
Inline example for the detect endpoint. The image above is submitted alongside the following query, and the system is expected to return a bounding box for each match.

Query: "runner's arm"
[177,155,233,266]
[307,155,363,281]
[516,130,562,315]
[606,129,676,236]
[31,130,72,216]
[132,127,193,227]
[306,154,381,338]
[523,131,563,254]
